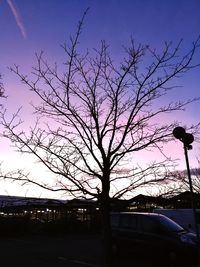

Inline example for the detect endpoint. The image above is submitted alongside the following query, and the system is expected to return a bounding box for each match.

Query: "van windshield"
[157,215,185,233]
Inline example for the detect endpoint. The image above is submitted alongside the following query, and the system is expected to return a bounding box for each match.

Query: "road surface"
[0,234,197,267]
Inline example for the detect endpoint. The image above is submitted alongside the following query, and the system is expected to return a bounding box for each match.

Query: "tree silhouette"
[0,74,5,99]
[166,165,200,195]
[1,12,200,266]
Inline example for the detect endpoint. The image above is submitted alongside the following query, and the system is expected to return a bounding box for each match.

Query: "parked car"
[110,212,198,265]
[153,208,200,233]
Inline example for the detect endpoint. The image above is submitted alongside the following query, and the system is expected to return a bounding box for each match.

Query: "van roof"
[110,212,161,217]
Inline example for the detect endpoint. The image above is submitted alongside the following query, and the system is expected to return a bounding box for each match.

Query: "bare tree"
[1,12,200,266]
[0,73,5,99]
[150,179,187,199]
[151,159,200,203]
[167,165,200,194]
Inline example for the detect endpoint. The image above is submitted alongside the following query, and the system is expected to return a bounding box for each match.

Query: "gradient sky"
[0,0,200,199]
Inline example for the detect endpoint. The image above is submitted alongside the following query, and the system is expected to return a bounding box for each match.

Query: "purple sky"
[0,0,200,198]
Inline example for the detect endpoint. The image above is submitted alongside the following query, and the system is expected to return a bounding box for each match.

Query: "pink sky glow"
[0,0,200,199]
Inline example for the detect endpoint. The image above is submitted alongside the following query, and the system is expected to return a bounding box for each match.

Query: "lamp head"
[173,127,194,150]
[184,133,194,145]
[173,127,186,140]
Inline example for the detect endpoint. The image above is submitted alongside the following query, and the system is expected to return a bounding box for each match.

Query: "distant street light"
[173,127,199,240]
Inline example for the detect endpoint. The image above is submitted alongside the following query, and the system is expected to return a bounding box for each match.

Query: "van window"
[196,212,200,224]
[158,215,184,232]
[120,215,137,230]
[130,216,137,230]
[141,216,159,233]
[111,214,119,227]
[120,215,130,228]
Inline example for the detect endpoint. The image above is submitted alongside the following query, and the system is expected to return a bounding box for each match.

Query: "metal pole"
[183,143,200,240]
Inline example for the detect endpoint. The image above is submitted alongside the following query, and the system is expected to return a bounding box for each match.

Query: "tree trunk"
[100,179,113,267]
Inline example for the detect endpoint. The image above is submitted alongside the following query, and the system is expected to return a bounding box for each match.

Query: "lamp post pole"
[183,142,199,239]
[173,127,199,241]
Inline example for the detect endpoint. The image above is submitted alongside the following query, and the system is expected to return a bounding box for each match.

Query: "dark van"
[110,212,198,264]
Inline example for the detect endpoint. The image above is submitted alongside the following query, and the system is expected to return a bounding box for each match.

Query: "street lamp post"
[173,127,199,240]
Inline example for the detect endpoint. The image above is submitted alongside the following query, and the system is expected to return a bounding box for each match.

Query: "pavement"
[0,234,102,267]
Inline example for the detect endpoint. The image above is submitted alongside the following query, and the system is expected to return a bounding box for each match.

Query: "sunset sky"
[0,0,200,199]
